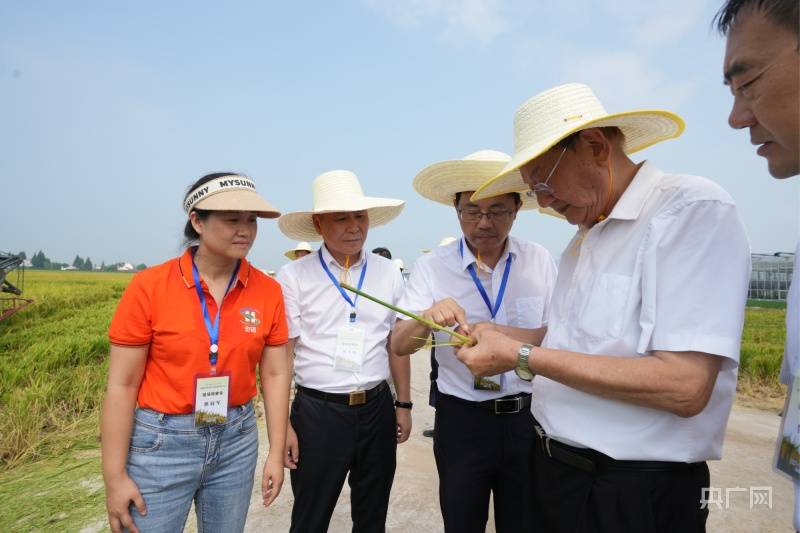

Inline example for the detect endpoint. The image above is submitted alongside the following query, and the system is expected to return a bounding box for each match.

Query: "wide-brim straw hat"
[413,149,560,218]
[278,170,405,241]
[472,83,684,201]
[284,241,313,260]
[421,236,457,254]
[183,174,281,218]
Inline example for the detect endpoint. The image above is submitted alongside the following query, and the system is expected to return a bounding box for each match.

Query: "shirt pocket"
[514,297,545,328]
[577,273,632,339]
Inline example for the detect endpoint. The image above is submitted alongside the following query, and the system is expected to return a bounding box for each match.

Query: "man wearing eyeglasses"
[391,150,557,532]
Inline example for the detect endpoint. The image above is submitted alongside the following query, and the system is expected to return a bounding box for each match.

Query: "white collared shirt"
[780,241,800,384]
[398,235,557,401]
[276,245,404,393]
[534,161,751,462]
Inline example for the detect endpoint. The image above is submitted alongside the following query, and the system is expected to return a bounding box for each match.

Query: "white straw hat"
[413,150,548,212]
[278,170,405,241]
[184,174,280,218]
[284,241,313,260]
[472,83,684,201]
[421,236,457,254]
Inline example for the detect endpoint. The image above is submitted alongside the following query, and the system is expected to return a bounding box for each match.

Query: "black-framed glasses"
[525,145,568,198]
[458,207,516,223]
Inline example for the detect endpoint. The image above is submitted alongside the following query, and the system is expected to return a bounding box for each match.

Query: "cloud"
[365,0,507,45]
[560,48,695,110]
[598,0,712,47]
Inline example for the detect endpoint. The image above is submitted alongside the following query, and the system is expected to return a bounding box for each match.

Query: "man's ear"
[578,128,613,164]
[312,214,322,234]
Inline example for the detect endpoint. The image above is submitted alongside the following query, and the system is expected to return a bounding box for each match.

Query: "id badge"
[193,374,230,427]
[334,325,365,372]
[474,374,504,392]
[774,374,800,481]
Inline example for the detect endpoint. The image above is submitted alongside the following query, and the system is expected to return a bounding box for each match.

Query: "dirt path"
[203,351,793,532]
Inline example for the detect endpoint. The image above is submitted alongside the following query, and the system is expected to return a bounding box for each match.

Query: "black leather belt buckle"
[348,390,367,406]
[494,396,523,414]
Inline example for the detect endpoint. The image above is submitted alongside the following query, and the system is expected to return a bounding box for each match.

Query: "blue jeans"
[125,402,258,533]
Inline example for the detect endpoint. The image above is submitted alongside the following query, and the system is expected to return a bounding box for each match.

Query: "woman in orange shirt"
[100,173,291,533]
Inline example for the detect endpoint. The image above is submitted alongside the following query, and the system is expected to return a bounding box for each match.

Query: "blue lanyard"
[191,253,241,371]
[318,248,368,323]
[459,239,513,320]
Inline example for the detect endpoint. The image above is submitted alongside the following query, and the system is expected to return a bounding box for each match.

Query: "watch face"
[515,366,533,381]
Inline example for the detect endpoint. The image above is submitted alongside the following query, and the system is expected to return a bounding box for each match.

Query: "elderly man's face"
[313,210,369,260]
[520,135,610,227]
[724,8,800,178]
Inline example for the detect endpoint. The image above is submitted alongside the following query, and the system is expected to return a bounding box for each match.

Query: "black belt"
[443,392,532,415]
[297,381,388,407]
[534,424,699,473]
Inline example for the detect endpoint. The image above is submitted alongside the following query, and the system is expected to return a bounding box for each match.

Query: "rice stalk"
[339,283,472,345]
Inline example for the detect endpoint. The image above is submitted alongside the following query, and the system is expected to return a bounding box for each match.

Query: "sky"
[1,0,798,271]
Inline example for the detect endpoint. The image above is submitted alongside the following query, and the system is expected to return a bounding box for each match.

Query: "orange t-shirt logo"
[240,307,260,333]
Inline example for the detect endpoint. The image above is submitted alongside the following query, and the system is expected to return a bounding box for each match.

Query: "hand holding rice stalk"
[339,283,473,346]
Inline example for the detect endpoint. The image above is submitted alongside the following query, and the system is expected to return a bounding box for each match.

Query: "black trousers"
[289,385,397,533]
[533,435,710,533]
[433,392,537,533]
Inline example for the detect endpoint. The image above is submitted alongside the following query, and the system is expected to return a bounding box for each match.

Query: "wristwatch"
[394,400,413,410]
[515,343,534,381]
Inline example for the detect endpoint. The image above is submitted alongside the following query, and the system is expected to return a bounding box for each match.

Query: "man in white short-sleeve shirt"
[458,84,751,533]
[718,0,799,528]
[392,150,557,532]
[276,170,412,533]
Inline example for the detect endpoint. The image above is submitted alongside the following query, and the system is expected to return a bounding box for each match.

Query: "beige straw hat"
[278,170,405,241]
[284,241,313,260]
[183,174,281,218]
[421,236,457,254]
[413,150,543,209]
[472,83,684,201]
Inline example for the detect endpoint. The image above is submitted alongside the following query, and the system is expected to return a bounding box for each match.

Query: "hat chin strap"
[596,156,614,223]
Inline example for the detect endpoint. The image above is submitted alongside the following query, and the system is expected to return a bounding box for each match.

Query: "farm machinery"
[0,252,33,321]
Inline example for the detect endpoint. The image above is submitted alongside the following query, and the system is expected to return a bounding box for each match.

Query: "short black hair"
[182,172,238,247]
[372,247,392,259]
[714,0,799,38]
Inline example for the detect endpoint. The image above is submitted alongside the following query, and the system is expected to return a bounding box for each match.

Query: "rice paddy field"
[0,270,789,531]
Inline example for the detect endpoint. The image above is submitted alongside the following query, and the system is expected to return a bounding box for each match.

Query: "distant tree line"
[24,251,146,272]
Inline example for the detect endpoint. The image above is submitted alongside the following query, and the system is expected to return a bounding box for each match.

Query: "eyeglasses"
[458,207,516,223]
[525,145,568,198]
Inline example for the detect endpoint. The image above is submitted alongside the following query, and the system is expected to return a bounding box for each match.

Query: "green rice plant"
[738,307,786,385]
[339,282,472,345]
[0,446,106,531]
[747,299,787,309]
[0,271,132,468]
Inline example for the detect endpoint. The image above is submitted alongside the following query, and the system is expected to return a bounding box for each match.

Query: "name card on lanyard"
[319,249,368,373]
[191,253,239,426]
[460,239,513,391]
[775,375,800,481]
